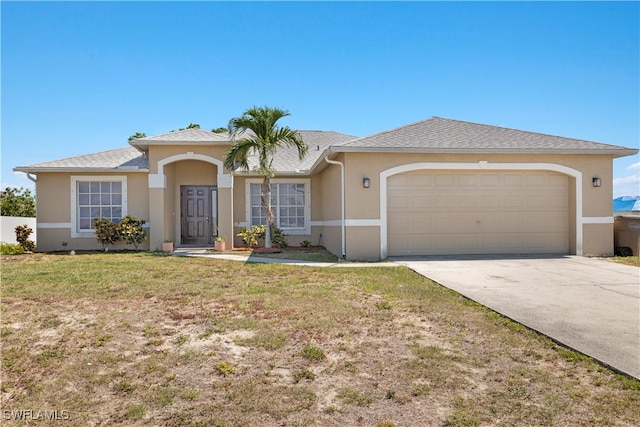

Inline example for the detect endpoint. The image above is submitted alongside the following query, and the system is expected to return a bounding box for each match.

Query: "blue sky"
[2,1,639,196]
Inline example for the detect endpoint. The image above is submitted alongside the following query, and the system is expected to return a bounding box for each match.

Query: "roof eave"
[13,167,150,173]
[329,146,639,157]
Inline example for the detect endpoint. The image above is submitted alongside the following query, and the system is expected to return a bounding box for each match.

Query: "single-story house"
[14,116,638,259]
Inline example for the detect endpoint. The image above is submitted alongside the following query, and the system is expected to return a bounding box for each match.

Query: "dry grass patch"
[607,255,640,267]
[1,252,639,426]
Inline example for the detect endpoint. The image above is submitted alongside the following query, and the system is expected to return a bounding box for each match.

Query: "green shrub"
[271,225,288,248]
[1,243,24,255]
[93,217,120,251]
[15,224,36,252]
[118,215,147,250]
[237,224,266,247]
[237,224,288,248]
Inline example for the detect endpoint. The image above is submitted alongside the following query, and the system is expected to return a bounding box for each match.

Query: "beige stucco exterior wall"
[34,172,149,252]
[28,146,618,259]
[336,152,615,259]
[146,145,234,250]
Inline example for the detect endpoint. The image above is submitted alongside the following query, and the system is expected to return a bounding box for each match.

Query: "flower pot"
[214,241,226,252]
[162,242,174,252]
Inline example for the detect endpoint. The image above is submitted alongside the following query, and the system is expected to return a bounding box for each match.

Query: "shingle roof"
[14,117,636,175]
[133,127,232,143]
[244,130,357,173]
[336,117,635,156]
[14,147,147,171]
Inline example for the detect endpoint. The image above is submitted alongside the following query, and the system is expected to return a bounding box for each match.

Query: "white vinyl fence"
[0,216,37,244]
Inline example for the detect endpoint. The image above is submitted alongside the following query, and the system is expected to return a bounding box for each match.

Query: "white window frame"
[71,175,128,238]
[245,178,311,235]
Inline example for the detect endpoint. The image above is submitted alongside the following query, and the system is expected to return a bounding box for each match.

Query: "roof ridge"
[136,127,220,140]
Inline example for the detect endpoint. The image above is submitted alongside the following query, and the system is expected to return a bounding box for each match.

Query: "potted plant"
[214,236,227,252]
[162,240,174,252]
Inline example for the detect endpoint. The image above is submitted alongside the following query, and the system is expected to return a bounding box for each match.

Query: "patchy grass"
[607,255,640,267]
[249,247,339,262]
[1,252,639,426]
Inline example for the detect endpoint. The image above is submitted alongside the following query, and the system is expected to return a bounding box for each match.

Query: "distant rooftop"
[613,196,640,212]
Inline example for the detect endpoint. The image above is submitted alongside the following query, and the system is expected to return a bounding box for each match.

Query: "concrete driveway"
[392,255,640,379]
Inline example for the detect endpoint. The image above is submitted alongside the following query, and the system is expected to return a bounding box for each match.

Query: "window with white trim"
[247,179,310,235]
[71,176,127,236]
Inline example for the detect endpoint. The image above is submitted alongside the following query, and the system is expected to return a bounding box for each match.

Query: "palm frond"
[223,138,256,172]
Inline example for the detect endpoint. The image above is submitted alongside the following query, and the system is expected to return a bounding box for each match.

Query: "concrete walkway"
[393,255,640,379]
[172,247,399,268]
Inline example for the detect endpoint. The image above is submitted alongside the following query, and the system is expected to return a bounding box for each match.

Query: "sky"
[2,1,639,197]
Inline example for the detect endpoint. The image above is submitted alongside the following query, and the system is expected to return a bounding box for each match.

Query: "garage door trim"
[379,161,583,259]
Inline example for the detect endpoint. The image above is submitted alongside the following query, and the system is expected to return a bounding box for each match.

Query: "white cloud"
[626,162,640,171]
[613,174,640,198]
[1,172,36,192]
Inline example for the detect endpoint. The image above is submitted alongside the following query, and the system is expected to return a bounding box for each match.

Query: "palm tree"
[224,106,308,249]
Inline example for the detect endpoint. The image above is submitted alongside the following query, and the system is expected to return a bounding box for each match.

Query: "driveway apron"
[393,255,640,379]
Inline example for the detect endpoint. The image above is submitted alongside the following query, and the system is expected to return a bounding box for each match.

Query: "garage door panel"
[409,174,432,186]
[548,175,568,186]
[549,195,568,208]
[435,174,455,186]
[504,175,524,186]
[457,195,479,208]
[411,195,432,208]
[481,174,501,186]
[481,195,501,208]
[458,174,478,186]
[387,170,570,256]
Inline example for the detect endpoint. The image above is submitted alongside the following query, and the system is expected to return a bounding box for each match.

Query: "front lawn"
[2,253,638,426]
[607,255,640,267]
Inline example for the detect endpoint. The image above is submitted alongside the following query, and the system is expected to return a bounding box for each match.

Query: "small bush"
[237,224,288,248]
[237,225,266,247]
[1,243,24,255]
[118,215,147,250]
[301,240,312,248]
[15,224,36,252]
[94,217,120,251]
[271,225,288,248]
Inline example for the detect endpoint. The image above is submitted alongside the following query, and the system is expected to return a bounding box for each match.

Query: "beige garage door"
[387,170,570,256]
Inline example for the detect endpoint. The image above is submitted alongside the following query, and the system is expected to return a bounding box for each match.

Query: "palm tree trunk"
[262,176,273,249]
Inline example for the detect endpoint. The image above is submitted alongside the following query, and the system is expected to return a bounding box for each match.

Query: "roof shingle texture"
[343,117,630,152]
[244,130,357,172]
[135,128,231,142]
[16,117,634,172]
[16,147,147,170]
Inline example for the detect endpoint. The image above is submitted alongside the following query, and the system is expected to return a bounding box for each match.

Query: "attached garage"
[387,170,570,256]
